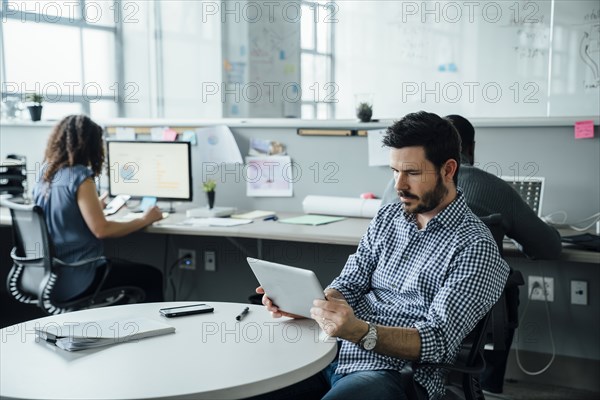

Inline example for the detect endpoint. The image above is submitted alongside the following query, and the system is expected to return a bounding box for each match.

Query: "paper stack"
[35,317,175,351]
[231,210,276,220]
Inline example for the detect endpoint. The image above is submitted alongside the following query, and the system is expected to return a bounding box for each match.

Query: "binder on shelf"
[297,129,355,136]
[105,126,197,136]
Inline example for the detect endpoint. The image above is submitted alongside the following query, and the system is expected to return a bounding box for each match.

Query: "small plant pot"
[28,105,43,122]
[206,191,215,209]
[356,107,372,123]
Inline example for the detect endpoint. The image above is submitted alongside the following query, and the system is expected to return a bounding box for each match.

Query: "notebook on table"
[35,317,175,351]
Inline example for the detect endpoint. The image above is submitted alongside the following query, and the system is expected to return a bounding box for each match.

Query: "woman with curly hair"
[33,114,164,303]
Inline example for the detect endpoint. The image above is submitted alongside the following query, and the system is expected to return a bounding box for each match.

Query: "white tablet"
[247,257,325,318]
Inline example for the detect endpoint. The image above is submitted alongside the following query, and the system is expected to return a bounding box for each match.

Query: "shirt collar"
[400,188,468,231]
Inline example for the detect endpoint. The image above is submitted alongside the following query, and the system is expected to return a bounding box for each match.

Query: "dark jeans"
[247,358,426,400]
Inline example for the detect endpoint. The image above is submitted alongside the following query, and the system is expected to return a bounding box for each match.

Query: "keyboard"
[561,233,600,252]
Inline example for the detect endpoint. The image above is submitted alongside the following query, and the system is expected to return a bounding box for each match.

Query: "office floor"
[486,380,599,400]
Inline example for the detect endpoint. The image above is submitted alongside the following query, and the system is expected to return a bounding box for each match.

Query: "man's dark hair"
[382,111,461,185]
[446,114,475,149]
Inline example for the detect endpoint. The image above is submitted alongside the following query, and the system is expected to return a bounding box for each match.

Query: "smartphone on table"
[159,304,214,318]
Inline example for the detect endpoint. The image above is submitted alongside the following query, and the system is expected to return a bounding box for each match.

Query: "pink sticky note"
[163,128,178,141]
[574,120,594,139]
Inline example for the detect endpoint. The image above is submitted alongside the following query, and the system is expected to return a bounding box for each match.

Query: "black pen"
[236,307,250,321]
[263,215,278,221]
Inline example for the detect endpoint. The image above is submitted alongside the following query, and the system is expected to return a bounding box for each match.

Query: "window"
[0,0,122,119]
[300,1,335,119]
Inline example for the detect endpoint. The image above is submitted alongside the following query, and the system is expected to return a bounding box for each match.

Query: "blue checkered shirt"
[328,190,509,398]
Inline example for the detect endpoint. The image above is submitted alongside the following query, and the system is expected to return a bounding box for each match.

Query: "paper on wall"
[115,127,135,140]
[150,127,168,141]
[367,129,389,167]
[302,195,381,218]
[196,125,243,164]
[246,155,293,197]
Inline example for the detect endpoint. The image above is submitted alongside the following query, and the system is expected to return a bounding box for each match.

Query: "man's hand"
[310,297,368,343]
[255,286,304,319]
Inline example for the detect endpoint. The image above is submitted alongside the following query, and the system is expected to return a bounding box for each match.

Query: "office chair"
[401,310,492,400]
[479,214,524,393]
[400,214,523,400]
[3,198,145,315]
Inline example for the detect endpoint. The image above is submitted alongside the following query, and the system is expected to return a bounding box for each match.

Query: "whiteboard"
[333,0,599,118]
[549,1,600,116]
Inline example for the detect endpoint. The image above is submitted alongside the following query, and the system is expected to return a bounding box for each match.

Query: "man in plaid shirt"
[257,111,509,400]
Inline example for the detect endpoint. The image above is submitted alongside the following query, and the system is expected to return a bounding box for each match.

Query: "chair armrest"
[400,362,427,400]
[418,355,486,375]
[53,256,109,269]
[10,247,44,264]
[419,363,485,375]
[507,269,524,286]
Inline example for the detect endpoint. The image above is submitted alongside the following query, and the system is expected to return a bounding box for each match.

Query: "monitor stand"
[160,201,177,213]
[186,206,236,218]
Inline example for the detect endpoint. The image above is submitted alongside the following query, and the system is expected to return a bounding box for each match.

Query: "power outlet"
[528,275,554,302]
[178,249,196,270]
[204,251,216,272]
[571,280,588,305]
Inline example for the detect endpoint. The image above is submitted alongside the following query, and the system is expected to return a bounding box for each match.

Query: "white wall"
[2,120,598,224]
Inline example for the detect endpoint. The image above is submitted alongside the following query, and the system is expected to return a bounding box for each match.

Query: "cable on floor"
[514,265,556,375]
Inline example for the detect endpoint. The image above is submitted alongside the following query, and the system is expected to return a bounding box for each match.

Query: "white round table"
[0,302,337,399]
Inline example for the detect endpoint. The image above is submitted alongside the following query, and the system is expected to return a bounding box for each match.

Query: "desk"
[1,206,598,264]
[149,212,598,264]
[150,211,370,246]
[0,302,337,400]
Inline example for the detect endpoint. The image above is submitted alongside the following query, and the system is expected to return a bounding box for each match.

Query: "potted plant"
[203,179,217,209]
[25,93,43,122]
[356,102,373,122]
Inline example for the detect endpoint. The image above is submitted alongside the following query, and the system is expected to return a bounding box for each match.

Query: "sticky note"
[163,128,178,141]
[182,131,197,145]
[575,120,594,139]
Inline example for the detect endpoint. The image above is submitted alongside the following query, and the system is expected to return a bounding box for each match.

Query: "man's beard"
[399,174,448,215]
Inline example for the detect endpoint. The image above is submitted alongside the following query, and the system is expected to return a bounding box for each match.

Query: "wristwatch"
[359,322,378,351]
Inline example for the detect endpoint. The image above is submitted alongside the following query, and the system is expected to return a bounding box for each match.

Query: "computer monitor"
[106,140,193,205]
[501,176,545,217]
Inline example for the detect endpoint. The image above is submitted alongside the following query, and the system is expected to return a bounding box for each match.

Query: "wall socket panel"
[528,276,554,302]
[571,280,588,305]
[178,249,196,270]
[204,251,216,272]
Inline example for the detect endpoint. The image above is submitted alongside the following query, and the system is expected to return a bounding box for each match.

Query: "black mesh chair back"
[479,213,504,257]
[401,311,492,400]
[401,213,516,400]
[480,213,524,352]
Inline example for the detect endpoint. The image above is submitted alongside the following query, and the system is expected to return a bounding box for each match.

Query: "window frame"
[300,0,336,119]
[0,0,125,117]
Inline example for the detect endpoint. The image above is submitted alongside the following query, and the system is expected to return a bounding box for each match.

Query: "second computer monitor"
[501,176,544,217]
[107,140,193,202]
